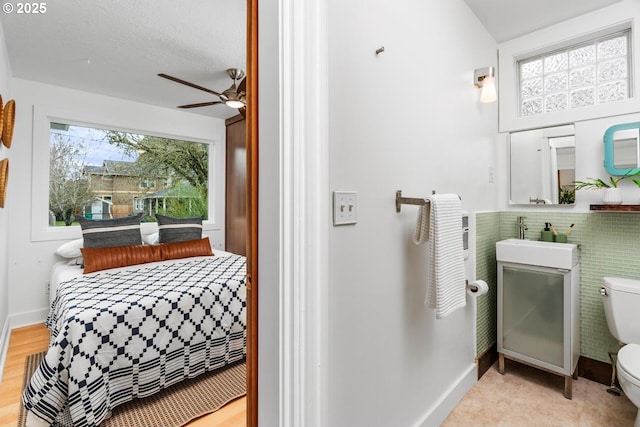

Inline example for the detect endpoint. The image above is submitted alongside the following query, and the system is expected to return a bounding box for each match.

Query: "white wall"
[0,19,14,376]
[326,0,498,425]
[6,78,226,327]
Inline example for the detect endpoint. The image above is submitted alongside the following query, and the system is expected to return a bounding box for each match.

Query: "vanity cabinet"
[497,259,580,398]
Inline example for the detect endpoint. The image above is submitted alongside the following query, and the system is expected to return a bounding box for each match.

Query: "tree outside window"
[49,123,209,226]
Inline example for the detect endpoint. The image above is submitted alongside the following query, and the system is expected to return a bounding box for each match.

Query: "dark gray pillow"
[77,213,143,248]
[156,214,203,243]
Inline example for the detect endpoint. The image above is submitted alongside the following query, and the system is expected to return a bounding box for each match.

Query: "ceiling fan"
[158,68,246,116]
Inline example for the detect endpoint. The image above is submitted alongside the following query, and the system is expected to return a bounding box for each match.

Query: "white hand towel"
[413,201,430,245]
[425,194,466,319]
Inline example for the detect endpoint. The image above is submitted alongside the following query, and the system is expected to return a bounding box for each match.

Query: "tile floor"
[442,359,636,427]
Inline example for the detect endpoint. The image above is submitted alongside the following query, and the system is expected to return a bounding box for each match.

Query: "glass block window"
[518,30,630,117]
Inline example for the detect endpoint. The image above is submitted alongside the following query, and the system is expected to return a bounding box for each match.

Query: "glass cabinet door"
[501,264,565,369]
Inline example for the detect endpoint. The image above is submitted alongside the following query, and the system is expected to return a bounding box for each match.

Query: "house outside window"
[519,30,630,117]
[49,122,210,226]
[84,195,112,220]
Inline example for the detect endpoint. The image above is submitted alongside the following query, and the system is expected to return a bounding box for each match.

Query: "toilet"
[602,277,640,427]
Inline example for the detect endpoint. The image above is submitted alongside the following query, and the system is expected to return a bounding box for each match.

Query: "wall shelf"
[590,204,640,212]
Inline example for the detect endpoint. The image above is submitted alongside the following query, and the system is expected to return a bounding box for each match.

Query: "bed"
[22,246,247,427]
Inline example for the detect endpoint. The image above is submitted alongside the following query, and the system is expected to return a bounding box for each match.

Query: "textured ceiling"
[463,0,624,42]
[0,0,246,119]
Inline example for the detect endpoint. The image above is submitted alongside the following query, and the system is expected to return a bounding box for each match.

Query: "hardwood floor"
[0,324,246,427]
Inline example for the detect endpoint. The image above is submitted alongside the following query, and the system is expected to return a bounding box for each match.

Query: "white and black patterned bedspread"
[22,255,246,427]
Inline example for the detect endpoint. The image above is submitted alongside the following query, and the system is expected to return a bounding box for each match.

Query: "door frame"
[246,1,329,425]
[246,0,258,425]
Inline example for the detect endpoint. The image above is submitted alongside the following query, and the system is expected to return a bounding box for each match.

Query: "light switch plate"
[333,191,357,225]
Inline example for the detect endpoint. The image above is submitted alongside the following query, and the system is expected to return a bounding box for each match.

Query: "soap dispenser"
[541,223,553,242]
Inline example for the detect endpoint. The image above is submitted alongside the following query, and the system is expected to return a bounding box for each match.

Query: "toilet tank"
[602,277,640,344]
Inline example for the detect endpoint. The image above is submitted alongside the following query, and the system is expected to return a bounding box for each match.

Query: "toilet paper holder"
[466,280,478,292]
[465,279,489,296]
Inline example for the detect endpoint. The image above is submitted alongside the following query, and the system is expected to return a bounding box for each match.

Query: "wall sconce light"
[474,66,497,103]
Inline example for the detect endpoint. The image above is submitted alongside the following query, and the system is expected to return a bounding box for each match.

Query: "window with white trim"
[49,122,210,226]
[133,197,144,211]
[519,30,630,117]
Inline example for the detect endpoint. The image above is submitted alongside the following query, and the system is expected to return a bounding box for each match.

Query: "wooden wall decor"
[0,95,4,139]
[2,99,15,148]
[0,158,8,208]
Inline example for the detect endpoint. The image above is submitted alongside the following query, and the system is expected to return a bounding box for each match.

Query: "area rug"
[18,351,246,427]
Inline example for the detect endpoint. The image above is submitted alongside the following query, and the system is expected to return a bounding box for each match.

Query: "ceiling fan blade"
[238,76,246,94]
[234,78,247,117]
[178,101,223,109]
[158,73,223,97]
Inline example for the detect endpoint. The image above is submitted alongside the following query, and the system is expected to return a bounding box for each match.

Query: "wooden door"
[225,115,247,256]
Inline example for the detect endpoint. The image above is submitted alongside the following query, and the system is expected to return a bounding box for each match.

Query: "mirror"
[604,122,640,176]
[509,124,575,205]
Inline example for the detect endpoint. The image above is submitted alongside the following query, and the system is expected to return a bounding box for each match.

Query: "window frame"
[517,30,631,117]
[498,2,640,133]
[133,197,145,212]
[31,104,223,242]
[139,178,157,189]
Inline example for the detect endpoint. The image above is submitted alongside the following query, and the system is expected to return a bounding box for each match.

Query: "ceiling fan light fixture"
[222,83,245,108]
[225,99,245,109]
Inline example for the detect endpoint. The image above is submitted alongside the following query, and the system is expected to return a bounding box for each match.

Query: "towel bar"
[395,190,461,213]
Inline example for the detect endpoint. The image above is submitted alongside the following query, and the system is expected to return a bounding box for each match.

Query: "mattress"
[48,249,235,304]
[26,252,246,427]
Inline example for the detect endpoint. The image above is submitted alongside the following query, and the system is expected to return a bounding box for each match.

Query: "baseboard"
[476,343,498,380]
[578,355,613,386]
[0,309,48,386]
[9,308,48,330]
[412,363,477,427]
[0,319,10,386]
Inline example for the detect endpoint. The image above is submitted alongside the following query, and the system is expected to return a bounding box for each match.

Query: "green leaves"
[574,177,611,190]
[574,170,640,190]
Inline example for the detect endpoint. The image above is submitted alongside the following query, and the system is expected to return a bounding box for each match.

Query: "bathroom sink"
[496,238,579,269]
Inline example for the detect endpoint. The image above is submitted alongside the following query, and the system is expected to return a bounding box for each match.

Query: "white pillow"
[55,238,83,258]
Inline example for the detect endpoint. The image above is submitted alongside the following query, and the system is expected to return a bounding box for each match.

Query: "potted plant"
[631,177,640,203]
[558,186,575,204]
[574,171,640,204]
